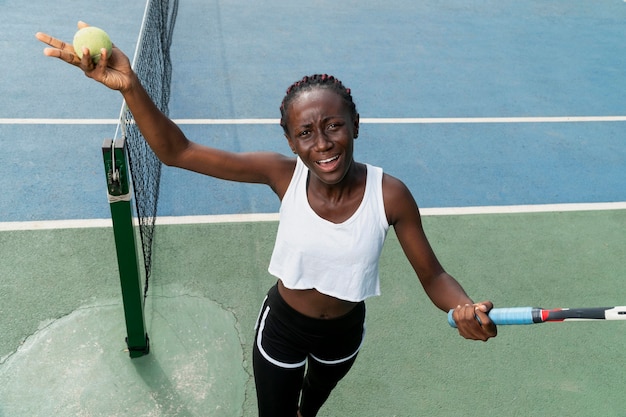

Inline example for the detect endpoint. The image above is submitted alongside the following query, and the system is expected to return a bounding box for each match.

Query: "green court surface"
[1,209,625,416]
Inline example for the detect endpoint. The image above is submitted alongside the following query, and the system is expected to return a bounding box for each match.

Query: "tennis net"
[114,0,179,298]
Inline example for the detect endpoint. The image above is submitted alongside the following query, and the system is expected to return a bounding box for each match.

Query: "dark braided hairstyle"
[279,74,358,134]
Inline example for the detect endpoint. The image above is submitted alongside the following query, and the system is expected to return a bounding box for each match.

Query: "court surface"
[1,1,625,416]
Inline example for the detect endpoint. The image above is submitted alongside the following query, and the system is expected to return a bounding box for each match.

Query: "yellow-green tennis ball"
[72,26,112,63]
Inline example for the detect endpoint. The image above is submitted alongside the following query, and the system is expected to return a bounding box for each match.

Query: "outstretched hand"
[35,21,135,92]
[451,302,497,341]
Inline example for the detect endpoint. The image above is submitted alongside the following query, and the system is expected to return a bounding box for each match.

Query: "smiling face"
[283,87,360,186]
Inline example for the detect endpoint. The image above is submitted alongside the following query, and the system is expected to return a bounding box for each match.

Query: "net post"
[102,138,150,358]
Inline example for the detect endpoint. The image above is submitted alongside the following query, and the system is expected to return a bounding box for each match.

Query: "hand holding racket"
[448,305,626,327]
[450,302,497,341]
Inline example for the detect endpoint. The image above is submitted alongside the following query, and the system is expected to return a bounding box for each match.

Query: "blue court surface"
[2,0,626,221]
[1,1,626,416]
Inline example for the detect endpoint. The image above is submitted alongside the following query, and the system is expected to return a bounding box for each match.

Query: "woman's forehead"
[288,88,350,116]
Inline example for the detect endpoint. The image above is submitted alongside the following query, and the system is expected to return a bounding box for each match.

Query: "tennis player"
[37,24,497,417]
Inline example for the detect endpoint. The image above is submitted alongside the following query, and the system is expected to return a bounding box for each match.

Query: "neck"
[308,160,364,202]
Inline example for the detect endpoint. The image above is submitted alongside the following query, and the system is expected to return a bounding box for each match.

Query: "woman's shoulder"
[266,153,297,197]
[381,171,410,194]
[380,172,419,225]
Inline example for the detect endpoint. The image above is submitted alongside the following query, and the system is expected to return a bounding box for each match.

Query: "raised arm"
[383,174,497,341]
[35,23,294,195]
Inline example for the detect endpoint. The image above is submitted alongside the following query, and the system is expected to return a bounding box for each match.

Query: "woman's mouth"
[314,154,341,172]
[316,155,340,165]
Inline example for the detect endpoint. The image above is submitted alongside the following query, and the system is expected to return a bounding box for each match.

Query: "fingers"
[35,32,69,51]
[452,303,497,341]
[476,300,494,312]
[35,24,133,91]
[35,31,81,66]
[44,46,81,66]
[91,47,111,73]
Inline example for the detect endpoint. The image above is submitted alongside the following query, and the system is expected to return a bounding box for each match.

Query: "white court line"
[3,116,626,125]
[359,116,626,124]
[1,202,625,231]
[418,202,626,216]
[0,118,119,125]
[171,116,626,124]
[0,218,113,231]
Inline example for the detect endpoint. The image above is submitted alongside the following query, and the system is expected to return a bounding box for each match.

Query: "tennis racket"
[447,306,626,327]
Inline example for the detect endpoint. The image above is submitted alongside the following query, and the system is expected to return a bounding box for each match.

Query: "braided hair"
[279,74,358,134]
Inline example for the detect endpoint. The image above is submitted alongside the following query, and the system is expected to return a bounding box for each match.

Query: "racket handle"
[448,307,536,327]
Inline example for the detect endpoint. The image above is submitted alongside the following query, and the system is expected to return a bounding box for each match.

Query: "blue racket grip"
[448,307,535,327]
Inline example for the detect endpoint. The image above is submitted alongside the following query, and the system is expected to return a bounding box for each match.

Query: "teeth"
[318,155,339,164]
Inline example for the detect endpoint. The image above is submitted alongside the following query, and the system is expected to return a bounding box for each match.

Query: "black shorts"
[254,283,366,367]
[253,283,366,416]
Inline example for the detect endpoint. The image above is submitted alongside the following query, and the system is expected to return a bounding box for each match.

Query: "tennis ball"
[72,26,112,63]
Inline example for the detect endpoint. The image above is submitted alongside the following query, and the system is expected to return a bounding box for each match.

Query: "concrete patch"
[0,291,246,417]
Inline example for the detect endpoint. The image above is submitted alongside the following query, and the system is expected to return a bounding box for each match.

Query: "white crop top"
[268,157,390,302]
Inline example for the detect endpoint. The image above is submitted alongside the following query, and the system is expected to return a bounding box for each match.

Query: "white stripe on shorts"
[256,306,307,369]
[256,305,366,368]
[309,323,366,365]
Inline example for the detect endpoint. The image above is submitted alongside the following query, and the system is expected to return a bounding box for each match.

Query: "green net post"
[102,138,150,358]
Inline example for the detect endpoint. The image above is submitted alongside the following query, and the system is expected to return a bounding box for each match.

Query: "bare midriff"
[277,279,358,319]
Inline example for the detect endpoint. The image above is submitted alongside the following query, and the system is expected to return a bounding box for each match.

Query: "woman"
[36,23,497,417]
